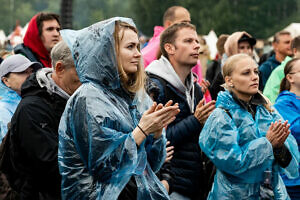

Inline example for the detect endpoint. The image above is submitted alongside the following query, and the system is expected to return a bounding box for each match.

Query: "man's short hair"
[291,35,300,51]
[51,40,74,69]
[273,31,291,43]
[160,22,196,59]
[36,12,60,36]
[163,6,183,24]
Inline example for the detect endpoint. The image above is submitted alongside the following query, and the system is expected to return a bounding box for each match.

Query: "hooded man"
[210,31,256,100]
[14,12,61,68]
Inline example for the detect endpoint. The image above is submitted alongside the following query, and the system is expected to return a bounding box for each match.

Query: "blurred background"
[0,0,299,58]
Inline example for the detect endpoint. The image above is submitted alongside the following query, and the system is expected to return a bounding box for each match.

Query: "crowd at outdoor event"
[0,5,299,200]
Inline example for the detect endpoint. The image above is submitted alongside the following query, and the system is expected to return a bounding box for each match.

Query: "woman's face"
[226,57,259,101]
[287,59,300,89]
[119,29,141,74]
[2,67,33,95]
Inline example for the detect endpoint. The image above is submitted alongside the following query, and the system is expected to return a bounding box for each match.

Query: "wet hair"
[36,12,60,36]
[222,54,251,79]
[163,6,186,24]
[160,22,196,59]
[51,40,74,70]
[273,31,291,43]
[114,21,146,94]
[280,58,300,93]
[223,53,273,112]
[291,35,300,51]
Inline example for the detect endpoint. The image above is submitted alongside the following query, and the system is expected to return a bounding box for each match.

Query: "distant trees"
[130,0,300,38]
[0,0,299,39]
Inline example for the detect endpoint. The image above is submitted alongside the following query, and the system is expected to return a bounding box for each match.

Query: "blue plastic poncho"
[58,17,168,200]
[0,81,21,140]
[199,90,299,200]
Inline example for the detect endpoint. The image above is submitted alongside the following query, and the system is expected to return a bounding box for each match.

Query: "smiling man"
[146,22,216,200]
[14,12,61,68]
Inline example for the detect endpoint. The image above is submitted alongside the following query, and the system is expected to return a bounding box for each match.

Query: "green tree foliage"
[0,0,299,39]
[0,0,59,34]
[73,0,133,29]
[130,0,299,38]
[129,0,183,35]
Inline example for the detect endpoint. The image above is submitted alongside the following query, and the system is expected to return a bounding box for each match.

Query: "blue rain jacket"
[0,81,21,140]
[274,90,300,187]
[58,17,168,200]
[199,90,299,200]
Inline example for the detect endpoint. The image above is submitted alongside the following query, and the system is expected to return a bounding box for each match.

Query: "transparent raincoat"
[57,17,168,200]
[199,90,299,200]
[0,81,21,140]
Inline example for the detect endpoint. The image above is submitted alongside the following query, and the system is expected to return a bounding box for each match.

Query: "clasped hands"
[266,120,290,148]
[133,100,180,145]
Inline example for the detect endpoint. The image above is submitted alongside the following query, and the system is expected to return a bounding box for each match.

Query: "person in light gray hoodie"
[146,22,216,200]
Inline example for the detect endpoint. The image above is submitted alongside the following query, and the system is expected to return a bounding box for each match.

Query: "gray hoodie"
[146,56,195,112]
[36,68,70,100]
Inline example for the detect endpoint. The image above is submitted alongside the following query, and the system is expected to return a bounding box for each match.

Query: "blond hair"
[114,21,146,94]
[223,53,273,112]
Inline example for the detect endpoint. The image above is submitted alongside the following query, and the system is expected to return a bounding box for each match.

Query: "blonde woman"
[199,54,299,199]
[58,17,179,199]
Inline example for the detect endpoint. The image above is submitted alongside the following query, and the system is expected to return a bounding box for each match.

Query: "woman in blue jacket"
[199,53,299,199]
[0,54,41,140]
[58,17,179,199]
[274,58,300,199]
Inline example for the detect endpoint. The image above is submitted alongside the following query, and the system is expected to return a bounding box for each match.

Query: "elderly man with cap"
[0,54,41,140]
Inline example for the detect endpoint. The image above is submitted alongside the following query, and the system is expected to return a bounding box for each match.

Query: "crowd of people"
[0,5,299,200]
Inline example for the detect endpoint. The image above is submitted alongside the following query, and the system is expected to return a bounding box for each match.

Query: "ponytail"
[279,77,290,93]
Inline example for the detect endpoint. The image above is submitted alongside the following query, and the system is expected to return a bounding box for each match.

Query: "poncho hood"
[224,31,254,57]
[60,17,135,91]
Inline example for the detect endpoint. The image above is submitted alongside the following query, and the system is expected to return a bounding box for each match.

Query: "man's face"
[41,20,61,52]
[172,8,191,24]
[238,41,253,56]
[274,34,293,57]
[171,28,200,67]
[61,66,81,95]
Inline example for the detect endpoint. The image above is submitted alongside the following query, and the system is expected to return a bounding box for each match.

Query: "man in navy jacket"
[146,22,215,200]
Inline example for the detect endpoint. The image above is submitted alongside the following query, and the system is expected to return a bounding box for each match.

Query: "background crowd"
[0,4,299,200]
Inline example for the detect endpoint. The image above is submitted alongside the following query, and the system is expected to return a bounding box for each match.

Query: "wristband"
[137,124,148,137]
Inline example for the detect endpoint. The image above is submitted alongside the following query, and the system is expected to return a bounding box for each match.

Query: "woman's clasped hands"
[266,120,290,148]
[133,100,180,145]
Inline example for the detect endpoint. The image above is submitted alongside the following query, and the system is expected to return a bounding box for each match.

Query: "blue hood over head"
[60,17,135,90]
